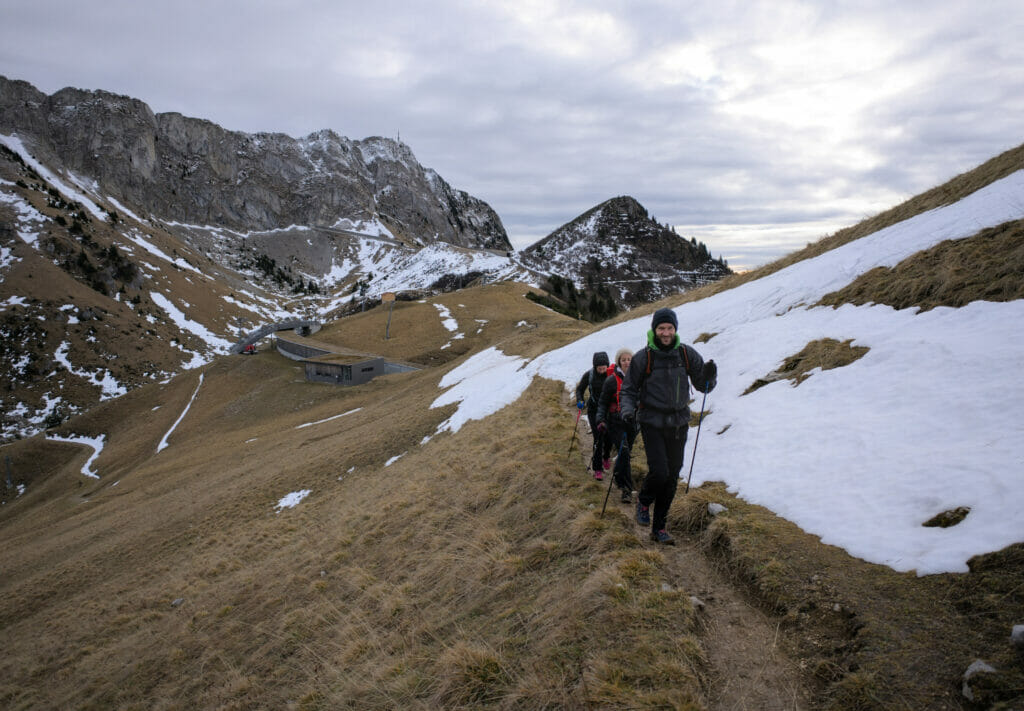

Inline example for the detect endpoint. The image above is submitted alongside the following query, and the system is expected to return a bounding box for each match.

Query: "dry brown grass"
[305,281,591,364]
[818,218,1024,311]
[0,160,295,435]
[4,142,1024,710]
[742,338,870,395]
[0,285,710,710]
[669,484,1024,710]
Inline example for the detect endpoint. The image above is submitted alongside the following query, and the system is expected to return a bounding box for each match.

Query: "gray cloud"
[2,0,1022,270]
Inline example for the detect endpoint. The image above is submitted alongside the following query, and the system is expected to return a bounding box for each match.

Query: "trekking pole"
[567,408,582,461]
[684,388,709,494]
[600,431,628,518]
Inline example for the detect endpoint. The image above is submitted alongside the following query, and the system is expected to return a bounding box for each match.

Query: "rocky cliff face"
[518,195,731,308]
[0,76,510,251]
[0,76,733,443]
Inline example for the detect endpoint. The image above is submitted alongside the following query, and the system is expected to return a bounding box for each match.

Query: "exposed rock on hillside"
[518,195,731,308]
[0,76,510,252]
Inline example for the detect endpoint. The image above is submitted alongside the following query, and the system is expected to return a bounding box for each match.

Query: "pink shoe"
[602,458,611,471]
[593,469,603,481]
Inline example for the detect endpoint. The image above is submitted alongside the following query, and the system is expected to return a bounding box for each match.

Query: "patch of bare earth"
[662,536,809,710]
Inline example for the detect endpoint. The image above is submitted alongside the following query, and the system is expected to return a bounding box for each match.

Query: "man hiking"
[620,308,717,544]
[596,348,636,503]
[575,351,612,480]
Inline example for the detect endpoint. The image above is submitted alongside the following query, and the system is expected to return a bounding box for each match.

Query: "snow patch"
[275,490,311,512]
[157,373,204,453]
[47,433,106,479]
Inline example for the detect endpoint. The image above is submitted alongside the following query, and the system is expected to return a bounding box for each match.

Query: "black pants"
[638,423,688,532]
[587,407,612,470]
[608,420,636,493]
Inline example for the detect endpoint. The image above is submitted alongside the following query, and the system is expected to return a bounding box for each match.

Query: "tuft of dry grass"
[818,218,1024,311]
[669,482,1024,709]
[743,338,870,395]
[0,314,712,710]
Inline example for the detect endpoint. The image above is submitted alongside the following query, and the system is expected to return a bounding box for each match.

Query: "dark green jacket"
[619,331,713,429]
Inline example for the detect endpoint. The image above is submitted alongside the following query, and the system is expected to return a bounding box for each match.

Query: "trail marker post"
[383,292,396,339]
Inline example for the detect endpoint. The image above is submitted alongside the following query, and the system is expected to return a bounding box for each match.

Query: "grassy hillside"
[2,146,1024,709]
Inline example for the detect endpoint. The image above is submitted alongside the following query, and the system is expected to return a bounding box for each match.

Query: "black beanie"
[651,307,678,330]
[592,351,609,367]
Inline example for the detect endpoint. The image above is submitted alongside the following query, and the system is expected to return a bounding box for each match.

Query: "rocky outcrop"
[0,76,510,251]
[518,195,731,307]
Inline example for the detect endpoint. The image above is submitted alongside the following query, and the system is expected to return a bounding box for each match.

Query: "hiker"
[620,308,717,545]
[575,351,612,480]
[596,348,636,503]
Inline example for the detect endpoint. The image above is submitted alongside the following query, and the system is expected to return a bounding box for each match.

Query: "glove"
[622,412,635,430]
[576,401,585,411]
[702,359,717,393]
[596,421,607,434]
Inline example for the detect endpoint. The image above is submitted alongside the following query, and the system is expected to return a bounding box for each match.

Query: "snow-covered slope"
[432,170,1024,575]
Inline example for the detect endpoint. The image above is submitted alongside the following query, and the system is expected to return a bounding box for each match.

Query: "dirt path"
[582,413,811,709]
[657,531,810,710]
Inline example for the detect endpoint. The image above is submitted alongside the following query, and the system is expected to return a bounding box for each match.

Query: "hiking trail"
[583,420,812,710]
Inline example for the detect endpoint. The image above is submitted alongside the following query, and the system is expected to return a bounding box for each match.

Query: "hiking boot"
[593,469,603,481]
[635,501,650,526]
[650,529,675,545]
[620,490,632,504]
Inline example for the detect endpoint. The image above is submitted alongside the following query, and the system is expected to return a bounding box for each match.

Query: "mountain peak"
[519,195,730,310]
[0,75,510,251]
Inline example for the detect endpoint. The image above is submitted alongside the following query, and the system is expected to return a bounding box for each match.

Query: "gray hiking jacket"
[620,332,712,430]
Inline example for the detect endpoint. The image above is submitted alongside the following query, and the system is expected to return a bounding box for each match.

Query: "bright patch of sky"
[47,433,106,479]
[431,170,1024,575]
[157,372,203,453]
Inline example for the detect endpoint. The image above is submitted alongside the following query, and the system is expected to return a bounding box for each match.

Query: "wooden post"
[382,292,396,339]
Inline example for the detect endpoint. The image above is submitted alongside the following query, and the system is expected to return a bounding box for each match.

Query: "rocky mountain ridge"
[518,195,731,310]
[0,76,733,443]
[0,76,510,252]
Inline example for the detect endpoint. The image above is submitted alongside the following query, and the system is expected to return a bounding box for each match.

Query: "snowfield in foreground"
[433,170,1024,575]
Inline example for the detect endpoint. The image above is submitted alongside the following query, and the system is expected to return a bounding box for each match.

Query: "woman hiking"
[596,348,636,503]
[575,351,612,479]
[620,308,717,544]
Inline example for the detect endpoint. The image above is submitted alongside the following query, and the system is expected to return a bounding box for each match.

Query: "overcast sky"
[2,1,1022,270]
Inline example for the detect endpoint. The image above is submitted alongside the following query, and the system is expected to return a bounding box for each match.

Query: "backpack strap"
[610,370,623,414]
[639,344,691,407]
[646,344,690,373]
